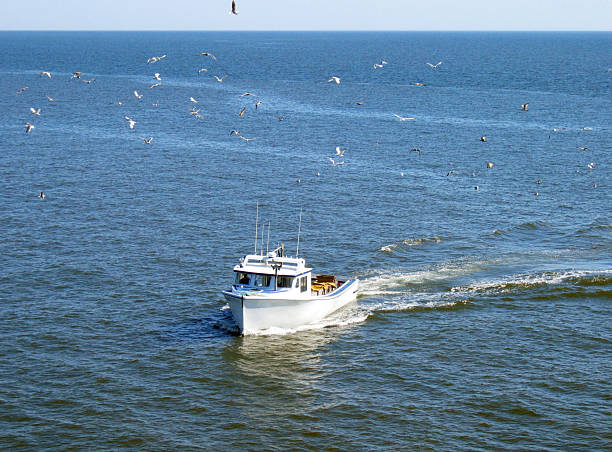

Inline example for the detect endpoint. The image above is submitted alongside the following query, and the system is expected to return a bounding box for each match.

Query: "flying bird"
[29,107,41,116]
[239,92,257,97]
[141,137,153,144]
[214,75,227,82]
[46,96,55,102]
[70,72,82,79]
[521,103,529,111]
[197,68,208,73]
[411,148,421,155]
[487,162,494,168]
[40,71,51,78]
[190,96,198,103]
[39,191,45,199]
[393,114,415,121]
[81,78,96,84]
[335,146,346,157]
[149,82,162,89]
[153,73,162,81]
[255,100,262,109]
[196,52,217,60]
[240,136,256,142]
[238,107,246,117]
[328,76,341,84]
[328,157,344,166]
[426,61,443,68]
[147,55,166,64]
[480,136,487,142]
[134,90,143,99]
[230,0,238,14]
[17,86,29,94]
[124,116,136,129]
[230,130,241,136]
[25,122,34,133]
[446,169,458,176]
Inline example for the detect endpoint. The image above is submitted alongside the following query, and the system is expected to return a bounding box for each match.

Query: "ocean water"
[0,31,610,449]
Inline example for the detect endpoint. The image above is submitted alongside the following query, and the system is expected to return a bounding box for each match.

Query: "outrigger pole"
[254,202,259,254]
[296,208,302,258]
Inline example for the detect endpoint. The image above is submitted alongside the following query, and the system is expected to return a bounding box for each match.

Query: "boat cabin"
[232,245,341,297]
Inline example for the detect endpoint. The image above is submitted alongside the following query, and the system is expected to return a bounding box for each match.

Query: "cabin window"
[277,276,293,288]
[236,272,250,285]
[300,276,307,293]
[255,275,271,287]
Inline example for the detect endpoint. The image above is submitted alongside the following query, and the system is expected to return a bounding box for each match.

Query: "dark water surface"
[0,31,610,450]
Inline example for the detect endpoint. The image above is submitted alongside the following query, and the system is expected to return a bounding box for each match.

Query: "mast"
[296,208,302,258]
[254,202,259,254]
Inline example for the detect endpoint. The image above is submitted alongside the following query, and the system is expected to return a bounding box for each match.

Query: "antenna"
[266,220,271,254]
[260,220,264,256]
[296,208,302,258]
[254,202,259,254]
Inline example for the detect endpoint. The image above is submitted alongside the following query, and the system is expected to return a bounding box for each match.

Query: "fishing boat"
[222,244,359,334]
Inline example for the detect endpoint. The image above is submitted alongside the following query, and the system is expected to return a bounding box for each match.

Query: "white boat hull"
[223,279,359,334]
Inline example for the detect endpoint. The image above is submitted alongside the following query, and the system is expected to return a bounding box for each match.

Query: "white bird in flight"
[198,68,208,74]
[141,137,153,144]
[124,116,136,129]
[40,71,51,78]
[149,82,162,89]
[134,90,143,99]
[153,73,162,81]
[25,122,34,133]
[190,97,198,103]
[335,146,346,157]
[147,55,166,64]
[214,75,227,82]
[328,76,341,84]
[196,52,217,60]
[426,61,443,68]
[30,107,41,116]
[328,157,344,166]
[393,114,415,121]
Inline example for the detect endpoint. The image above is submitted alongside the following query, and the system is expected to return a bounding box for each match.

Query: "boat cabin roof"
[233,252,311,277]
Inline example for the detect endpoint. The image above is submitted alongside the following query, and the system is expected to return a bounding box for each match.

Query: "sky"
[1,0,611,31]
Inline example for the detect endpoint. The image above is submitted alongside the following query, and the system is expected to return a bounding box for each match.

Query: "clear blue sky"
[2,0,611,31]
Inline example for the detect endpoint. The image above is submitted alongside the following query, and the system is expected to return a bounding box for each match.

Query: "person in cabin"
[239,273,250,285]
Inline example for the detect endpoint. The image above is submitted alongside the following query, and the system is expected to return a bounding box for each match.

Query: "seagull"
[335,146,346,157]
[214,75,227,82]
[46,96,56,102]
[411,148,421,155]
[393,114,415,121]
[426,61,443,68]
[189,107,201,116]
[277,116,284,121]
[487,162,494,168]
[147,55,166,64]
[480,136,487,142]
[230,130,241,136]
[134,90,143,99]
[328,76,341,84]
[354,101,364,105]
[25,122,34,133]
[189,96,198,103]
[196,52,217,60]
[240,136,256,142]
[141,137,153,145]
[373,63,384,69]
[112,101,123,105]
[40,71,51,78]
[81,78,96,84]
[255,100,262,109]
[70,72,82,79]
[39,191,45,199]
[230,0,238,15]
[238,107,246,117]
[17,86,29,94]
[29,107,41,116]
[149,82,162,89]
[153,73,162,81]
[197,68,208,73]
[124,116,136,129]
[578,146,589,151]
[239,92,257,97]
[328,157,344,166]
[521,103,529,111]
[414,82,425,86]
[446,169,458,176]
[587,163,595,170]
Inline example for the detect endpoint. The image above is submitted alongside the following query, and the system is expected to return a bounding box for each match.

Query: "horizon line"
[1,29,611,32]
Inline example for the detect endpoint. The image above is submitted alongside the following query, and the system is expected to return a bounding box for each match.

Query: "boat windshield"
[235,272,272,287]
[277,276,293,288]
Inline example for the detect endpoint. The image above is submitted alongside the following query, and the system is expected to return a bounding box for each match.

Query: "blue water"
[1,31,611,450]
